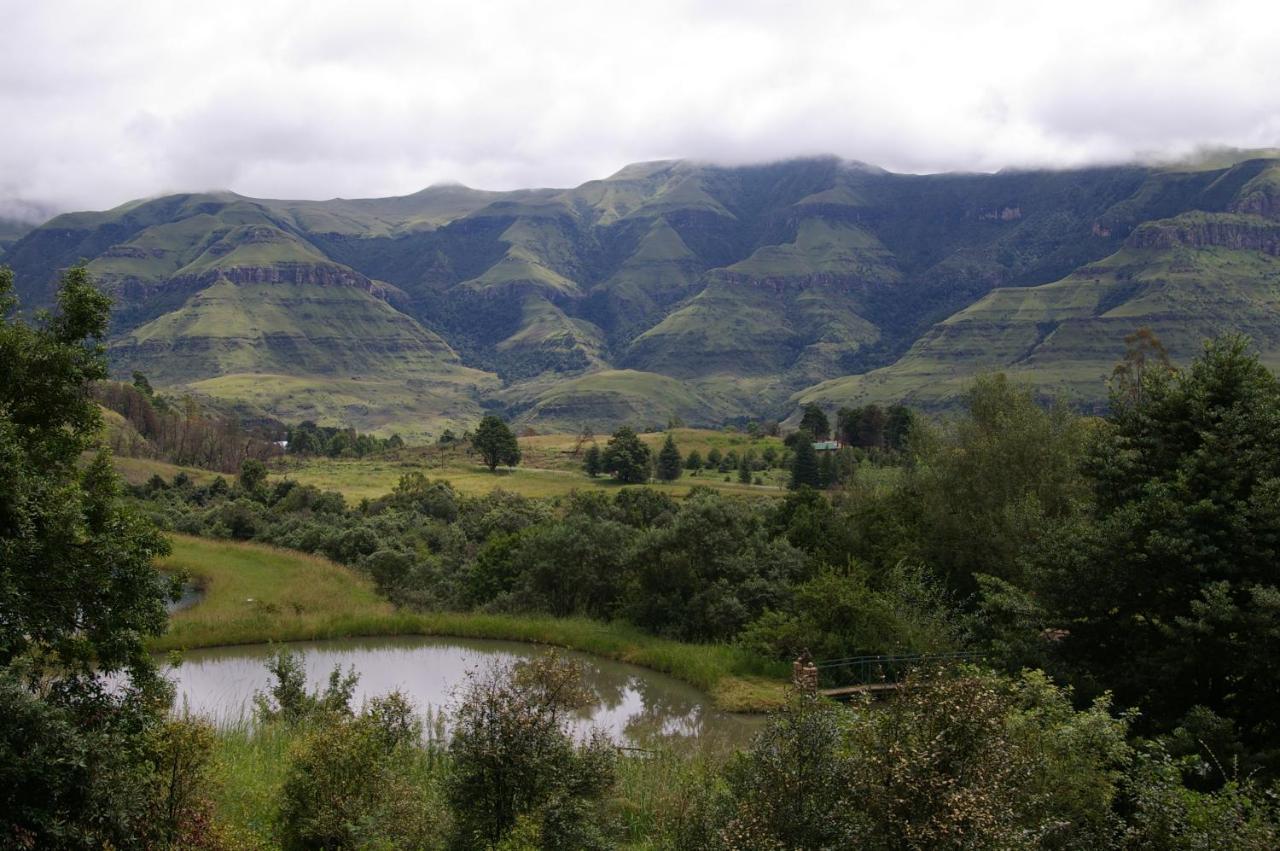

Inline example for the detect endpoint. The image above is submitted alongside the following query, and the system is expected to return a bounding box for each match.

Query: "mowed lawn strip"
[154,534,788,712]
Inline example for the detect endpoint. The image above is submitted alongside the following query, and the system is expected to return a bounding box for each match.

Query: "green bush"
[253,650,358,724]
[277,699,444,850]
[447,653,617,849]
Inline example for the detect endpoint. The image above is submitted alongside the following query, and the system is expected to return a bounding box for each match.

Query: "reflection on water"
[165,582,204,614]
[165,636,762,748]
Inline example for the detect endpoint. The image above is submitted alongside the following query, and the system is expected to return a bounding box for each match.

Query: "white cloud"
[2,0,1279,211]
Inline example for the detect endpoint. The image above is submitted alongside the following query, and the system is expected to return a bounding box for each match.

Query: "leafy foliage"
[277,692,443,850]
[582,443,603,477]
[789,439,821,489]
[447,653,617,849]
[601,426,651,484]
[1034,335,1280,770]
[798,403,830,440]
[253,649,359,725]
[0,266,187,846]
[474,415,522,471]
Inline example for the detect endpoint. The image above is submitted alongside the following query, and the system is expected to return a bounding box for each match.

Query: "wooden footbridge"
[795,651,985,700]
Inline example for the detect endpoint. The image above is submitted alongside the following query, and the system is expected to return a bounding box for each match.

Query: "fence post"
[793,651,819,693]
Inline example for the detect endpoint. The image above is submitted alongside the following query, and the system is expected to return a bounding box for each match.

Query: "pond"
[165,581,204,614]
[165,636,763,748]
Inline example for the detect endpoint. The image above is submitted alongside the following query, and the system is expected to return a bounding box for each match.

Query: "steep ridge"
[9,152,1280,435]
[796,207,1280,413]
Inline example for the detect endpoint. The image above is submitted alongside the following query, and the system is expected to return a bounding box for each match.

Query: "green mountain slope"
[508,369,746,433]
[795,211,1280,412]
[10,151,1280,436]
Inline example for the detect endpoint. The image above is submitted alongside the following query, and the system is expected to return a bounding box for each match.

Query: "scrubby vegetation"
[96,374,283,473]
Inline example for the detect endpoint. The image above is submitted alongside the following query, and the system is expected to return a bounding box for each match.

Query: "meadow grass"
[275,453,787,502]
[155,535,789,712]
[109,455,225,488]
[155,534,395,650]
[207,719,293,846]
[108,427,795,502]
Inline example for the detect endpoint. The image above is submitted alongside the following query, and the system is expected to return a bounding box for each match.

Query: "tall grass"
[208,718,293,845]
[209,707,740,849]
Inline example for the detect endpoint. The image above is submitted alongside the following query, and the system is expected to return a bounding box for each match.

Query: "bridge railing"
[812,651,984,687]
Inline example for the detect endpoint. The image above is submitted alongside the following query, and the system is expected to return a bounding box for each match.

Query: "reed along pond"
[164,635,762,748]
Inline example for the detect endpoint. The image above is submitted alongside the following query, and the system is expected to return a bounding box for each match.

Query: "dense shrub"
[447,654,617,850]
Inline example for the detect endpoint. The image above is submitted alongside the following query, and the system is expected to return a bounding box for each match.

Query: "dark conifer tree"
[583,444,603,477]
[602,427,652,484]
[799,404,831,440]
[790,436,822,490]
[656,434,683,481]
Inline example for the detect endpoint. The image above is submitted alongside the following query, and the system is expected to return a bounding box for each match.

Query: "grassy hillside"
[509,370,746,432]
[109,278,494,440]
[157,535,394,649]
[278,451,786,502]
[0,217,36,256]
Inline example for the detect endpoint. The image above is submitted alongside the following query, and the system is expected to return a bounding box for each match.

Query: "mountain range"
[6,152,1280,439]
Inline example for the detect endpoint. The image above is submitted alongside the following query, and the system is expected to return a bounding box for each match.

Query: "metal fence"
[812,651,984,687]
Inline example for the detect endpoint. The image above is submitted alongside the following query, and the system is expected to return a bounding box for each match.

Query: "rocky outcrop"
[1231,184,1280,220]
[1126,214,1280,256]
[213,262,370,288]
[101,244,167,259]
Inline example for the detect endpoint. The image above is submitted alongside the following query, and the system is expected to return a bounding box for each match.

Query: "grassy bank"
[155,535,789,712]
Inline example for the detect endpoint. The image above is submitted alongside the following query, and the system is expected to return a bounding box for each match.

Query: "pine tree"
[818,452,835,488]
[656,434,683,481]
[790,437,821,490]
[583,444,602,477]
[737,453,752,484]
[684,449,703,470]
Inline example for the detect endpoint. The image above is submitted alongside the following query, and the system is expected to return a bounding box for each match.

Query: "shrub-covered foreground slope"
[12,152,1280,432]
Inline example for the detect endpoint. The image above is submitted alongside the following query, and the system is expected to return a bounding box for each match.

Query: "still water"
[165,636,762,748]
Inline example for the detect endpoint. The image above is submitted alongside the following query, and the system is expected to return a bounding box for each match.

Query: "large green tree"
[913,374,1088,590]
[0,266,177,844]
[799,403,830,440]
[473,415,521,472]
[1037,336,1280,768]
[601,427,651,484]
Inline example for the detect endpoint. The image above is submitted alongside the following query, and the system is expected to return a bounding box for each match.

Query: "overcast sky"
[3,0,1279,214]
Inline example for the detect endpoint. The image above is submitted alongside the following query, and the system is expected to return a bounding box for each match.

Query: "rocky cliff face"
[1126,213,1280,256]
